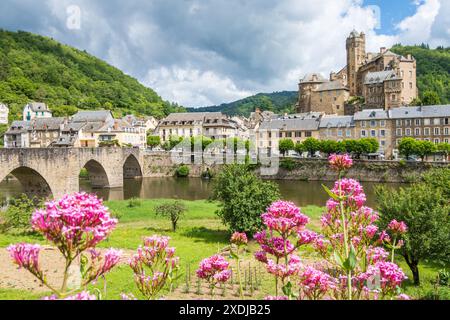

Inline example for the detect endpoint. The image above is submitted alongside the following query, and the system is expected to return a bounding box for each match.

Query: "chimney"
[406,54,412,60]
[380,47,387,54]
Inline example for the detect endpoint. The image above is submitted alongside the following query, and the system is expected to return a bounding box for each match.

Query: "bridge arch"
[0,166,53,199]
[82,159,111,189]
[123,154,143,179]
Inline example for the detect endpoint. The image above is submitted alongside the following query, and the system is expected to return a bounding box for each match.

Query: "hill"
[0,30,184,122]
[391,44,450,104]
[187,91,298,117]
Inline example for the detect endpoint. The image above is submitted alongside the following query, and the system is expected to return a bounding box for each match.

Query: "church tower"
[346,30,366,96]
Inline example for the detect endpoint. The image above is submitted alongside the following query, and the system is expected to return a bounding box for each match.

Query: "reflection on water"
[0,177,403,208]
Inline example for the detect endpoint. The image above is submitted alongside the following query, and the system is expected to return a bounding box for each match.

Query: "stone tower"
[297,74,327,113]
[346,30,366,96]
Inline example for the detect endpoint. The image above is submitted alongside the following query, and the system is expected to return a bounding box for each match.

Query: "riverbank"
[0,199,445,300]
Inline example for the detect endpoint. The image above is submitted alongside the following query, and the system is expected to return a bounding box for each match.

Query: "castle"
[296,30,418,115]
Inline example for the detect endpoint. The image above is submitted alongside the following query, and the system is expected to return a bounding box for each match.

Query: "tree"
[398,137,418,160]
[210,164,280,234]
[415,140,436,162]
[279,139,295,156]
[421,90,441,106]
[421,168,450,200]
[294,141,305,154]
[376,183,450,285]
[154,200,187,232]
[147,135,161,149]
[360,138,379,154]
[302,138,321,157]
[319,140,340,156]
[436,142,450,161]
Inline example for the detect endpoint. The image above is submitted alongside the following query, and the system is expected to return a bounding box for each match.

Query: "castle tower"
[346,30,366,96]
[297,74,327,113]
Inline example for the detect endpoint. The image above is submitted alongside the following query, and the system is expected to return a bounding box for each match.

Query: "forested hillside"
[188,91,298,117]
[0,30,184,122]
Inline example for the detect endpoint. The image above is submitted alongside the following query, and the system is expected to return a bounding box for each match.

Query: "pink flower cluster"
[366,247,389,265]
[196,254,231,284]
[328,154,353,172]
[7,244,42,278]
[370,261,407,290]
[266,255,302,280]
[128,235,180,300]
[327,179,366,211]
[230,232,248,246]
[261,201,309,235]
[31,193,117,253]
[388,220,408,235]
[43,291,97,300]
[299,266,337,300]
[86,248,122,282]
[264,296,288,300]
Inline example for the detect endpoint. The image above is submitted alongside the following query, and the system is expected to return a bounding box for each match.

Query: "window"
[380,120,386,127]
[445,118,449,125]
[295,132,301,138]
[370,120,377,127]
[415,128,421,136]
[434,128,440,135]
[434,118,441,125]
[346,129,351,137]
[405,128,411,136]
[396,120,402,126]
[380,130,386,137]
[445,128,449,136]
[406,120,411,126]
[424,128,430,136]
[371,130,377,137]
[415,119,421,126]
[381,140,386,147]
[434,139,440,144]
[305,132,312,138]
[279,132,283,138]
[361,121,366,128]
[338,130,343,137]
[396,128,402,137]
[286,132,292,138]
[361,130,367,137]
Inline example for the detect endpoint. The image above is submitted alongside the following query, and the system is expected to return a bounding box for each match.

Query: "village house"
[0,103,9,124]
[318,115,356,141]
[23,102,52,121]
[5,117,65,148]
[257,112,322,155]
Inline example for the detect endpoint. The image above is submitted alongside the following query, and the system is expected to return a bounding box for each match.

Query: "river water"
[0,177,402,208]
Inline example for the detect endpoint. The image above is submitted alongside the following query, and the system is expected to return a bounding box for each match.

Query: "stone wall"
[142,153,448,183]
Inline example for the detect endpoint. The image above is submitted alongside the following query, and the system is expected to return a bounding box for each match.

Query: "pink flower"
[331,179,366,209]
[297,230,319,246]
[254,251,268,263]
[397,293,411,300]
[299,266,336,300]
[43,291,97,300]
[366,261,407,294]
[197,255,231,284]
[329,154,353,171]
[120,293,137,300]
[266,255,302,280]
[366,247,389,264]
[230,232,248,246]
[31,193,117,253]
[265,296,288,300]
[7,244,42,277]
[261,201,309,235]
[388,220,408,235]
[364,225,379,239]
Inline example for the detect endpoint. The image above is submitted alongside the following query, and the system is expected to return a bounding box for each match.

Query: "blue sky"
[0,0,448,107]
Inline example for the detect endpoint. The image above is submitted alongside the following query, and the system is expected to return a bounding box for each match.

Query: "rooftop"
[319,116,355,128]
[365,70,400,85]
[390,105,450,119]
[259,117,320,131]
[72,110,114,123]
[354,109,389,120]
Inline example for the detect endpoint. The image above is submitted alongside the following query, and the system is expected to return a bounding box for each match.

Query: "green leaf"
[322,184,339,201]
[282,282,293,297]
[346,245,357,271]
[80,254,89,278]
[334,251,344,268]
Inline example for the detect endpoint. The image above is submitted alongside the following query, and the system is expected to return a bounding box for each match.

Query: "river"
[0,177,403,208]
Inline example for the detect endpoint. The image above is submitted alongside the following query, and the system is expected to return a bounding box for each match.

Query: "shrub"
[1,194,42,234]
[280,158,297,171]
[154,200,187,232]
[210,164,280,234]
[176,165,190,177]
[127,197,142,208]
[147,135,161,149]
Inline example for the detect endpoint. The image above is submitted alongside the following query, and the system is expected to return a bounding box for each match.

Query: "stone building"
[296,73,349,115]
[353,109,393,158]
[0,103,9,124]
[390,105,450,157]
[5,118,65,148]
[257,113,322,155]
[318,115,356,141]
[23,102,52,121]
[4,121,30,148]
[297,30,418,114]
[155,112,248,143]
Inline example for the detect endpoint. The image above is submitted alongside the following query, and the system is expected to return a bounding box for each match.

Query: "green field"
[0,199,447,300]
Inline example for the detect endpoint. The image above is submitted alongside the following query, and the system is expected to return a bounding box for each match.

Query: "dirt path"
[0,247,133,293]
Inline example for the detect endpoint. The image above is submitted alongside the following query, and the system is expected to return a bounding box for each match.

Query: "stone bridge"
[0,148,143,199]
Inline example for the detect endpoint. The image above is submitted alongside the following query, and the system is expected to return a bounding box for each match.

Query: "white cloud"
[0,0,448,107]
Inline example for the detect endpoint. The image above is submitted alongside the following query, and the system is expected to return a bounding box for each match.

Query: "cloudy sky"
[0,0,448,107]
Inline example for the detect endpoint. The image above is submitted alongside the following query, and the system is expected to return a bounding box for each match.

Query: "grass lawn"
[0,199,447,300]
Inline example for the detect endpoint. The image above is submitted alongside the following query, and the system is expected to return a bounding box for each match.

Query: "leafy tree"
[436,142,450,160]
[319,140,340,156]
[210,164,280,234]
[1,194,42,234]
[302,138,321,157]
[147,135,161,149]
[176,165,190,177]
[360,138,379,154]
[398,138,418,160]
[376,183,450,285]
[421,90,442,106]
[294,141,305,154]
[415,140,436,162]
[279,138,295,156]
[421,168,450,200]
[154,200,187,232]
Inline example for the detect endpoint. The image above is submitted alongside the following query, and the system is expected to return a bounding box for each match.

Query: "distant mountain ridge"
[187,91,298,117]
